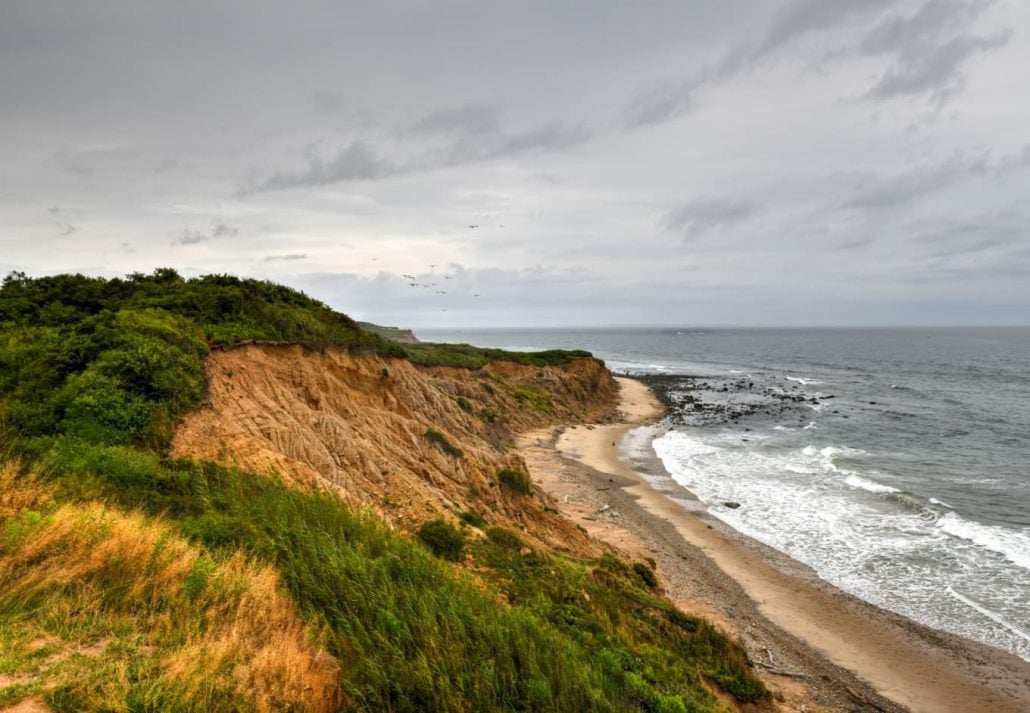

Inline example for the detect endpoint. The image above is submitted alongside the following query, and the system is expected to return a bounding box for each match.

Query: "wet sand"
[520,377,1030,713]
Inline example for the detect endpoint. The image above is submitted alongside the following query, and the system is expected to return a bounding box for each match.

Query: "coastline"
[520,376,1030,713]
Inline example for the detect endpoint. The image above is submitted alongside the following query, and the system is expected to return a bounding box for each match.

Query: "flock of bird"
[396,271,480,299]
[371,265,481,312]
[368,222,496,310]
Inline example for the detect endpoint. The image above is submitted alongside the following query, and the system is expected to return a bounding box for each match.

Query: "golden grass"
[0,461,341,712]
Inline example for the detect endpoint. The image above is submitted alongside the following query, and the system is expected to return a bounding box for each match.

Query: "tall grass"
[26,442,766,711]
[0,270,767,711]
[0,461,340,712]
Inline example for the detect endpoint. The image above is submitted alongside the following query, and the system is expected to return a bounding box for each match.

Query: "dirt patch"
[0,698,49,713]
[172,344,617,554]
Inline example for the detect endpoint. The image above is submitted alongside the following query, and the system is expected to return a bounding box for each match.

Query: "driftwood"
[754,661,813,679]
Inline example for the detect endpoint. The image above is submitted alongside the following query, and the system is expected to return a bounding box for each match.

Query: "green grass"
[418,518,466,561]
[404,341,596,370]
[498,468,533,495]
[0,269,767,711]
[19,443,765,710]
[424,428,464,458]
[457,509,487,528]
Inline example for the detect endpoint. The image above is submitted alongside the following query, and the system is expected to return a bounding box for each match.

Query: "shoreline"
[520,376,1030,713]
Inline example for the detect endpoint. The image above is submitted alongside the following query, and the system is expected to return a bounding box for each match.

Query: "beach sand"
[520,377,1030,713]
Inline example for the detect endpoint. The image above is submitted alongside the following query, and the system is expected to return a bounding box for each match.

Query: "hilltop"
[0,269,766,712]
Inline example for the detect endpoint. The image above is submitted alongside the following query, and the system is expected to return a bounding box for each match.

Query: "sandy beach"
[520,377,1030,713]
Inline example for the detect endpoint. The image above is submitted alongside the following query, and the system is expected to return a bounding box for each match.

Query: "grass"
[417,519,466,561]
[0,461,340,713]
[16,440,766,711]
[424,428,464,458]
[0,269,768,711]
[498,468,533,495]
[457,509,487,528]
[404,341,596,370]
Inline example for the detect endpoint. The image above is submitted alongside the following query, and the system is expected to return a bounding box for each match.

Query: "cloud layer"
[1,0,1028,326]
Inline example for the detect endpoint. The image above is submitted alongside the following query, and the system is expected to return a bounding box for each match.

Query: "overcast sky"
[2,0,1029,327]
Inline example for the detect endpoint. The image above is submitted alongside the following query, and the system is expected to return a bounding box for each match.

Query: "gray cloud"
[248,115,590,193]
[845,153,990,210]
[178,229,208,245]
[251,141,397,193]
[212,223,239,238]
[177,222,240,245]
[861,1,1011,104]
[663,198,764,240]
[624,0,893,127]
[622,79,697,129]
[736,0,892,70]
[910,211,1028,260]
[845,144,1029,210]
[625,0,1009,128]
[55,150,96,178]
[402,104,500,137]
[3,1,1030,326]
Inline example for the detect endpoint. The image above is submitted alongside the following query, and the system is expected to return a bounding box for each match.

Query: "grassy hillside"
[0,270,766,712]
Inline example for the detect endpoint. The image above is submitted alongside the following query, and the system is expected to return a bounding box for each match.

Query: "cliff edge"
[171,343,619,555]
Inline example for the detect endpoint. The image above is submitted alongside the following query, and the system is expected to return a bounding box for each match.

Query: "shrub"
[418,518,465,561]
[425,428,464,458]
[633,561,658,589]
[458,509,486,528]
[477,407,499,423]
[486,527,524,551]
[497,468,531,495]
[455,396,473,413]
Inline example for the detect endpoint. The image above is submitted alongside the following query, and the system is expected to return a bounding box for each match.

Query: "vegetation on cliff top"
[0,269,765,712]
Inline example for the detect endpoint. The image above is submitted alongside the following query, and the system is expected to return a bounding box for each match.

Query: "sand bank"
[520,377,1030,713]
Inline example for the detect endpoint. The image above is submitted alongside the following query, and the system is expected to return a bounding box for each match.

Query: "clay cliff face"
[171,344,619,554]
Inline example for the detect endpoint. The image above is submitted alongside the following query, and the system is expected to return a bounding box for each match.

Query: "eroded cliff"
[171,343,619,555]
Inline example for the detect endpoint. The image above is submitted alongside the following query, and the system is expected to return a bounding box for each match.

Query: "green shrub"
[424,428,464,458]
[486,526,524,551]
[633,561,658,589]
[0,269,768,711]
[454,396,473,413]
[417,518,465,561]
[403,341,596,370]
[477,407,499,423]
[497,468,531,495]
[458,509,486,528]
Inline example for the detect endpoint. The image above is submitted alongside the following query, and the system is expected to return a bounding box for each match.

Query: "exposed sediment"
[171,343,619,555]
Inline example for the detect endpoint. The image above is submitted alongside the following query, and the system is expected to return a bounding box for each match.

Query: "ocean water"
[420,327,1030,660]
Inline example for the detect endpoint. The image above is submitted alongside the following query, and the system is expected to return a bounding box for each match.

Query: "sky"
[2,0,1029,328]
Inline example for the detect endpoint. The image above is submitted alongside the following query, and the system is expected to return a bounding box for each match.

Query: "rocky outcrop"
[171,343,619,555]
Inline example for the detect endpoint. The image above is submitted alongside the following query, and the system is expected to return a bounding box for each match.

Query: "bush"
[497,468,531,495]
[418,518,465,561]
[403,342,596,370]
[458,509,486,528]
[486,526,524,551]
[454,396,473,413]
[633,562,658,589]
[424,428,464,458]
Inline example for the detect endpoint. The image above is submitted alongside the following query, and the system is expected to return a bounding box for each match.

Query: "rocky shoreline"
[521,377,1030,713]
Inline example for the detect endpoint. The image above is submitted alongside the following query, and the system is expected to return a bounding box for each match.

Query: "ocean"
[419,327,1030,661]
